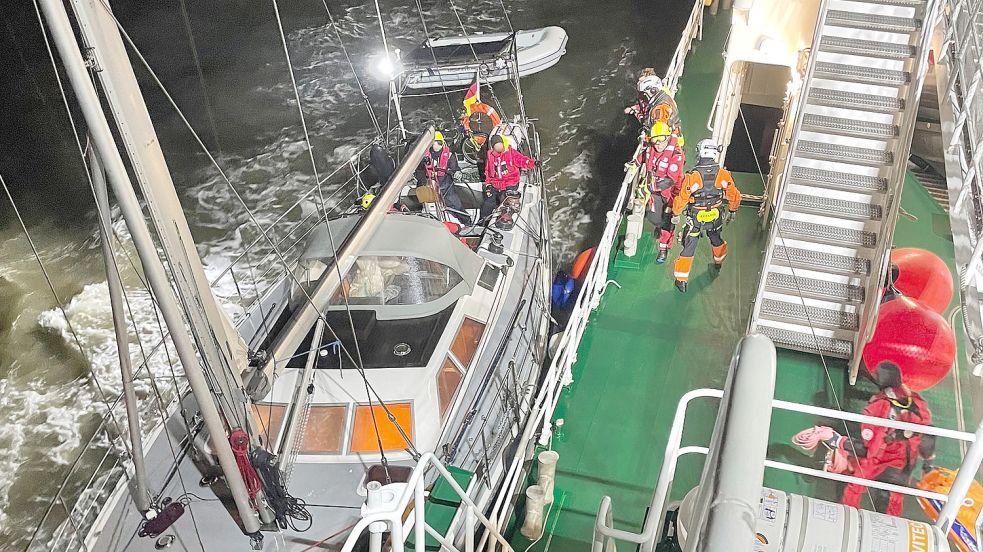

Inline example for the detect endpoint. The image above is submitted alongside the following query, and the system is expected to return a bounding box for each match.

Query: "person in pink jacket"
[481,134,536,217]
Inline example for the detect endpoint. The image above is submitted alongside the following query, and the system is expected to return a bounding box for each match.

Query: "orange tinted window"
[300,405,348,454]
[253,404,286,447]
[451,318,485,367]
[437,358,463,417]
[350,403,413,453]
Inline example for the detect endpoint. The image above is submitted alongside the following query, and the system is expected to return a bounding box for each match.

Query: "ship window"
[350,403,414,453]
[451,317,485,368]
[252,404,286,447]
[300,405,348,454]
[331,256,463,306]
[437,358,464,417]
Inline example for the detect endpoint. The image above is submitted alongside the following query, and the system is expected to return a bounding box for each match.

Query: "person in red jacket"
[481,134,536,218]
[630,121,685,264]
[834,362,936,516]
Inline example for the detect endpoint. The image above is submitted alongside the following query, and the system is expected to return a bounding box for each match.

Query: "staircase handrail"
[850,0,945,382]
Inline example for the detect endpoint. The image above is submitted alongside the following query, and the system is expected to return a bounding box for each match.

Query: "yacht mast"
[66,0,253,427]
[35,0,262,537]
[90,147,152,515]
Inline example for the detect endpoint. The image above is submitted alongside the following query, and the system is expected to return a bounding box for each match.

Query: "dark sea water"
[0,0,687,546]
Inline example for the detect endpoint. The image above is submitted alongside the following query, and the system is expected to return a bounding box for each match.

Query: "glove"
[624,106,633,115]
[723,210,736,224]
[921,456,937,478]
[670,215,680,225]
[624,161,639,173]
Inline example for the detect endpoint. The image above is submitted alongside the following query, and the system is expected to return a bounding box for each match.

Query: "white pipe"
[537,450,559,505]
[90,145,151,514]
[935,417,983,533]
[36,0,261,534]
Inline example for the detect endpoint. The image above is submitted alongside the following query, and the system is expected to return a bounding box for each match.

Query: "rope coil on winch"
[229,429,263,503]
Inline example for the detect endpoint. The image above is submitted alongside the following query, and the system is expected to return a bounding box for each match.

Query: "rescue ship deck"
[509,10,976,551]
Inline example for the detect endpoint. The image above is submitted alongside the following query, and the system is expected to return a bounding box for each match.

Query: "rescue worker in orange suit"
[629,121,685,264]
[826,362,936,516]
[624,70,684,146]
[417,131,464,214]
[481,134,535,218]
[670,139,740,293]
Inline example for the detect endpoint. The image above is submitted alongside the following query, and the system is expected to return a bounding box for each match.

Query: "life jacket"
[646,89,681,130]
[638,137,684,193]
[688,164,725,210]
[424,147,452,180]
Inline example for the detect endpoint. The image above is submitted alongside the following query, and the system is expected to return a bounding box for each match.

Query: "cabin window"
[450,317,485,368]
[300,405,348,454]
[437,358,464,417]
[252,404,286,447]
[350,403,414,453]
[331,256,463,306]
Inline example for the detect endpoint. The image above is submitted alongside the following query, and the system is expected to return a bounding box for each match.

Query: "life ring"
[462,102,502,145]
[571,248,596,282]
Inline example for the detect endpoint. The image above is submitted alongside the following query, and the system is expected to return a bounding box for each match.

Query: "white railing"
[665,0,707,95]
[338,453,513,552]
[591,388,978,552]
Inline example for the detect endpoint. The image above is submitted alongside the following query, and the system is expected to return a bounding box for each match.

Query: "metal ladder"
[750,0,939,380]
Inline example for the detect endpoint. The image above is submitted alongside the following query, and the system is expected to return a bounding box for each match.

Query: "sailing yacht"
[29,0,983,550]
[26,0,552,551]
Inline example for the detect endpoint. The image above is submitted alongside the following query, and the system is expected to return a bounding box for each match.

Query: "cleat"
[656,250,668,264]
[674,280,687,293]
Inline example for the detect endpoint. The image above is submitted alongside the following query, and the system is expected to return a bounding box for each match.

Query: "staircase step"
[819,36,916,60]
[815,61,910,87]
[825,10,920,32]
[773,245,871,276]
[797,140,894,167]
[777,218,877,248]
[760,298,860,331]
[766,272,865,303]
[789,166,888,194]
[757,324,854,358]
[785,192,883,220]
[808,87,905,114]
[803,113,899,140]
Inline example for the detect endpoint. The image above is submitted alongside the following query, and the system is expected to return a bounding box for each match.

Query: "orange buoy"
[571,248,596,282]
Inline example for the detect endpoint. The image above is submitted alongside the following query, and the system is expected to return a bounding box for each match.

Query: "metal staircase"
[750,0,940,381]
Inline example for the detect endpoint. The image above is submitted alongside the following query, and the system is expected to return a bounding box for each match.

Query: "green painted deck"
[508,8,977,552]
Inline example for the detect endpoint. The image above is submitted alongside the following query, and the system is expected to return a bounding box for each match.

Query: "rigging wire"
[412,0,460,124]
[177,0,224,157]
[87,0,418,449]
[0,173,131,456]
[318,0,383,137]
[738,106,878,512]
[31,4,207,542]
[272,0,414,473]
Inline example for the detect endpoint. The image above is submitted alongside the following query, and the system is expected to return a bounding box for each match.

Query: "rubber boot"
[674,280,687,293]
[656,249,668,264]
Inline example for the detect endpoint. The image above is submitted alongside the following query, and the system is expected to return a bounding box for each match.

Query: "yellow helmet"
[361,193,376,209]
[650,121,671,140]
[434,131,444,142]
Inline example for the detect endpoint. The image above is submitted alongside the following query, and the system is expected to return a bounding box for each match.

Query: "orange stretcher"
[916,468,983,552]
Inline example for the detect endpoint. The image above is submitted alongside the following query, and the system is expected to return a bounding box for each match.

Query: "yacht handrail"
[591,387,977,552]
[336,452,514,552]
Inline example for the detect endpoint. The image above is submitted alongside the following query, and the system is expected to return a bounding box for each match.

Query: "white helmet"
[697,139,722,162]
[637,74,663,94]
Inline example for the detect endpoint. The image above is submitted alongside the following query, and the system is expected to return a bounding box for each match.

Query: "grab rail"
[591,388,976,552]
[338,452,514,552]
